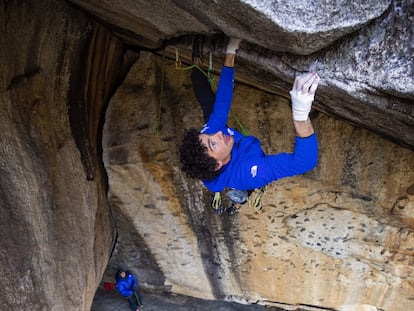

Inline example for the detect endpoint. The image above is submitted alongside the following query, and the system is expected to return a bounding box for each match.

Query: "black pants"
[191,68,215,123]
[127,291,143,310]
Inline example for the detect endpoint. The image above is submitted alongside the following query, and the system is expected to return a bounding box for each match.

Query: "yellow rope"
[175,48,217,91]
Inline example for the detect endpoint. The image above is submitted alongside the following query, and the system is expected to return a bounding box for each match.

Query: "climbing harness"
[226,202,238,216]
[228,188,248,204]
[212,186,267,215]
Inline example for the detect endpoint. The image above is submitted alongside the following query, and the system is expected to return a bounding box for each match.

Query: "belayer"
[179,36,321,215]
[115,269,143,311]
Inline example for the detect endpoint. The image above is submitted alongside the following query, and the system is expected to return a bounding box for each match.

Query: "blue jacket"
[201,67,318,192]
[115,271,138,297]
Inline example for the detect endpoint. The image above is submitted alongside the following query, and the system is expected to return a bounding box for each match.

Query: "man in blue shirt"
[179,37,320,215]
[115,269,143,311]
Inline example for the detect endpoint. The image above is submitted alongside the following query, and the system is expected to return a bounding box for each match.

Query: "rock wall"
[102,53,414,311]
[68,0,414,151]
[0,1,126,309]
[1,1,413,310]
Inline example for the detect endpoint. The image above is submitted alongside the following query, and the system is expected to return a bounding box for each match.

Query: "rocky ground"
[91,286,284,311]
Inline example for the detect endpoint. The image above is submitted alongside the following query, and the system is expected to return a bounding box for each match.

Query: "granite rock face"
[68,0,414,151]
[1,1,413,311]
[68,0,392,54]
[101,53,414,311]
[0,1,121,309]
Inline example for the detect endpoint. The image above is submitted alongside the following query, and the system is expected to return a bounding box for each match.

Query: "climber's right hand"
[290,72,320,121]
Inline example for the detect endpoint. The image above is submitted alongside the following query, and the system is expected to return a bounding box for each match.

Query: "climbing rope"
[175,48,217,91]
[230,110,248,136]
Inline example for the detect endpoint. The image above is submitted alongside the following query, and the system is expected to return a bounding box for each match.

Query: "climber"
[115,269,143,311]
[179,36,320,215]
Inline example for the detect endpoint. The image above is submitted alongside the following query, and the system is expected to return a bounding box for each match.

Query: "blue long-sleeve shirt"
[201,66,318,192]
[116,272,138,297]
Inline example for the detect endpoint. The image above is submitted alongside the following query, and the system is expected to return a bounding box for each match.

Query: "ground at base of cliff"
[92,286,288,311]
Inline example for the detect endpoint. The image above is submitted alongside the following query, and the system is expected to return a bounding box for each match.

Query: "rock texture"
[1,0,413,311]
[101,53,414,311]
[0,0,124,309]
[92,286,271,311]
[68,0,414,151]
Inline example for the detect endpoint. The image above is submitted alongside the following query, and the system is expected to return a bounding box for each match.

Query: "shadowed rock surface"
[0,1,413,311]
[99,52,414,311]
[92,287,272,311]
[68,0,414,151]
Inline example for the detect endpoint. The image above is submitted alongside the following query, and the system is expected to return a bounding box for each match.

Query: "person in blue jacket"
[115,269,142,311]
[179,37,320,214]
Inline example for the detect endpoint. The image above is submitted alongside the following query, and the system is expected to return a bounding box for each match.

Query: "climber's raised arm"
[200,38,241,134]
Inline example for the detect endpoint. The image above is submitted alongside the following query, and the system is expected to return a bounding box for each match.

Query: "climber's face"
[199,131,234,171]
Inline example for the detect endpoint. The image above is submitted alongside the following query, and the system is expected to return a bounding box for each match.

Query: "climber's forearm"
[294,119,315,138]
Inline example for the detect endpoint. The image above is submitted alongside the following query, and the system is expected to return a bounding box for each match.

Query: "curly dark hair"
[179,128,220,180]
